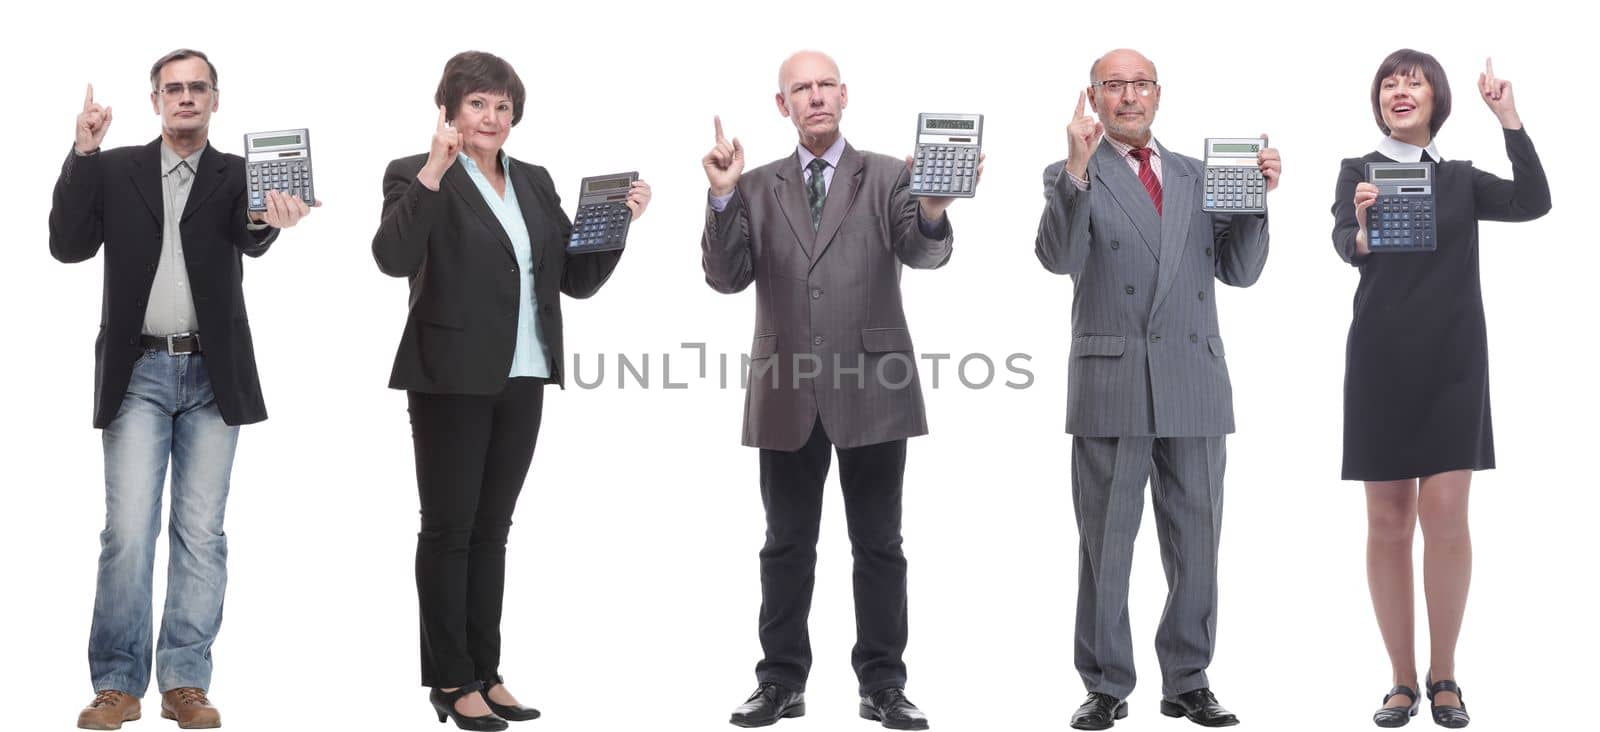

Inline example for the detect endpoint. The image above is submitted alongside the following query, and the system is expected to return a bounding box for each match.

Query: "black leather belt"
[141,332,203,355]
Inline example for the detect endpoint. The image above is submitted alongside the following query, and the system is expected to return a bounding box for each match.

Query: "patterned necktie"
[806,157,829,231]
[1129,147,1163,216]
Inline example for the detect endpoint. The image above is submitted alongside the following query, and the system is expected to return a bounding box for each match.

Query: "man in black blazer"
[49,49,312,731]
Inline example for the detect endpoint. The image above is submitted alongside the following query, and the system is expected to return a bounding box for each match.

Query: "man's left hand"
[250,189,319,228]
[908,152,985,220]
[1257,135,1282,193]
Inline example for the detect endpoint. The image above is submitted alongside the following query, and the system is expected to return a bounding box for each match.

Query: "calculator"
[566,172,638,254]
[1202,137,1267,213]
[243,128,314,212]
[910,113,982,197]
[1365,162,1436,252]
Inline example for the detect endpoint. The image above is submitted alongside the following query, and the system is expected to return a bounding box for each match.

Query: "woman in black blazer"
[372,51,650,731]
[1331,50,1548,729]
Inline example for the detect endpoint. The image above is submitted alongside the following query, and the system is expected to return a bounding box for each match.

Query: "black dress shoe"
[729,683,805,728]
[429,683,509,731]
[1373,685,1421,727]
[1159,688,1239,727]
[479,675,541,722]
[1071,692,1128,730]
[859,687,929,730]
[1425,676,1469,728]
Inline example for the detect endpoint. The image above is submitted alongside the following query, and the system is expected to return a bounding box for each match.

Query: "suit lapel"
[773,152,817,259]
[808,143,864,270]
[507,159,548,272]
[1151,142,1195,314]
[1091,143,1160,260]
[442,158,517,263]
[181,143,226,223]
[130,139,163,225]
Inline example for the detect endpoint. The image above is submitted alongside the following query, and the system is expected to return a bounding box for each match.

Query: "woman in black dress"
[1331,50,1550,728]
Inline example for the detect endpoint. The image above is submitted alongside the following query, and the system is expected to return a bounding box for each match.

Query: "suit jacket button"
[812,288,823,299]
[813,335,824,346]
[1150,334,1161,343]
[540,304,553,314]
[1111,240,1121,250]
[1198,291,1207,300]
[1190,334,1199,343]
[1204,247,1213,257]
[1125,285,1135,295]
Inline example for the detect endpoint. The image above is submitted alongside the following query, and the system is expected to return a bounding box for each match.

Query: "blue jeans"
[89,351,239,695]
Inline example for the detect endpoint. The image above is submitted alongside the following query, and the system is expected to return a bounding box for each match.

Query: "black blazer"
[49,139,278,428]
[373,153,622,393]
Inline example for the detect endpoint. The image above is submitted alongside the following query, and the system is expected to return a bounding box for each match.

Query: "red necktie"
[1129,147,1163,216]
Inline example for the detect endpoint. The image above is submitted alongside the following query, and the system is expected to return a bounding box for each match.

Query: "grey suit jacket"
[703,143,953,451]
[1035,141,1269,437]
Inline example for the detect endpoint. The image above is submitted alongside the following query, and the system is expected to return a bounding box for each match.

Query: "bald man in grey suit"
[1036,49,1280,730]
[703,50,977,730]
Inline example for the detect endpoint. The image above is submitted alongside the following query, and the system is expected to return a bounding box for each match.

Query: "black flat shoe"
[1372,685,1421,727]
[859,687,929,730]
[1070,692,1128,730]
[430,683,509,731]
[729,682,805,728]
[1425,676,1469,728]
[1159,688,1239,727]
[479,675,541,722]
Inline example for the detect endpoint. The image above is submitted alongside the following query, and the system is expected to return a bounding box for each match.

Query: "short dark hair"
[1371,48,1451,138]
[149,48,218,91]
[434,51,526,126]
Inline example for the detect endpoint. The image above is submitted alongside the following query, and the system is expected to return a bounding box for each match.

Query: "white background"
[2,1,1595,730]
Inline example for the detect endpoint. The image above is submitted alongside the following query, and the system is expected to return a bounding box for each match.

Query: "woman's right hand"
[417,106,463,191]
[1353,181,1379,256]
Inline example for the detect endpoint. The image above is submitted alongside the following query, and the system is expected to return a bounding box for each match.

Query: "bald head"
[778,50,841,93]
[1090,48,1157,83]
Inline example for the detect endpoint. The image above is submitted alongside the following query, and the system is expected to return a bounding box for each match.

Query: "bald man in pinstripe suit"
[1035,49,1279,730]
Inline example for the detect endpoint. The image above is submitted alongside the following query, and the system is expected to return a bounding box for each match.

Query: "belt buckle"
[165,332,199,355]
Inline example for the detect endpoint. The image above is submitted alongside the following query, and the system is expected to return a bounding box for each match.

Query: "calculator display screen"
[586,177,632,193]
[1213,143,1258,153]
[1374,168,1426,180]
[926,119,975,130]
[252,134,301,148]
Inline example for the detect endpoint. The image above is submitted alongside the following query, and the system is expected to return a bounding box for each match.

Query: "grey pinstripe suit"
[1036,140,1268,700]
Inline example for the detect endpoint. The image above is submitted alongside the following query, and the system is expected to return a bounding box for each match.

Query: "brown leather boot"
[77,689,141,730]
[161,687,222,729]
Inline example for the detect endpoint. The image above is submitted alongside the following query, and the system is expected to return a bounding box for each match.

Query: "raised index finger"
[714,115,726,144]
[1485,57,1496,81]
[1074,90,1086,120]
[84,83,95,110]
[436,105,448,132]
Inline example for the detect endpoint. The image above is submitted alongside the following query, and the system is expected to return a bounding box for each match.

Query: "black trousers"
[408,378,544,688]
[756,418,910,696]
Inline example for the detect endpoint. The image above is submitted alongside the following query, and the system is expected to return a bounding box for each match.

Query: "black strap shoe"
[478,675,541,722]
[1425,676,1470,728]
[859,687,930,730]
[1373,685,1421,727]
[730,682,805,728]
[1071,692,1128,730]
[1159,688,1239,727]
[429,683,509,731]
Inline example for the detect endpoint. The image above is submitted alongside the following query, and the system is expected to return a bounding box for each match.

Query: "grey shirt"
[143,144,203,336]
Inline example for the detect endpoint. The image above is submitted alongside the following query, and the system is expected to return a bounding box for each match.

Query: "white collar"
[1377,136,1443,163]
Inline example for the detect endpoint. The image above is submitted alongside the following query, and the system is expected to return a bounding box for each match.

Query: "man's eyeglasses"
[1090,79,1158,97]
[155,81,216,98]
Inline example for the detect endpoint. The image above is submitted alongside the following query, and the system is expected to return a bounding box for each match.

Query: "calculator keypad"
[1367,197,1436,250]
[570,201,631,250]
[248,159,314,211]
[1203,166,1265,211]
[912,144,978,196]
